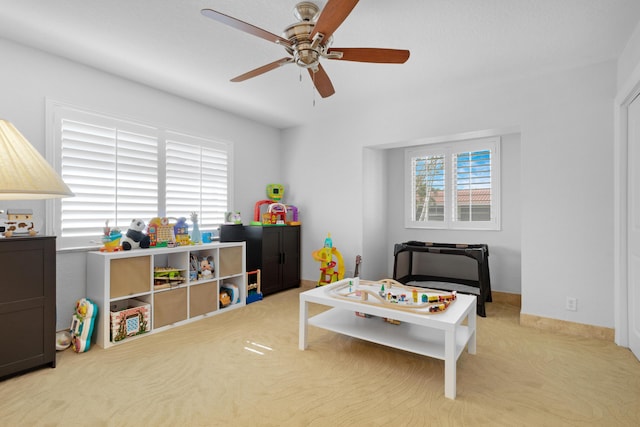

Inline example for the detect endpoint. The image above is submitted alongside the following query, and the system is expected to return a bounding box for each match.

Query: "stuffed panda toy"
[121,218,151,250]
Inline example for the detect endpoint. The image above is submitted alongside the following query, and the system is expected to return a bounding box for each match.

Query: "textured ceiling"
[0,0,639,129]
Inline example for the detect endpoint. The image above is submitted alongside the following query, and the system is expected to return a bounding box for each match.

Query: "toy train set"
[326,278,457,315]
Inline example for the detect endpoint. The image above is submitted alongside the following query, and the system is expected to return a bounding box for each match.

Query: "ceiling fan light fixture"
[294,47,320,68]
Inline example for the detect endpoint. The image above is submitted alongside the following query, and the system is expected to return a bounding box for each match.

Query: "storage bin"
[110,299,151,342]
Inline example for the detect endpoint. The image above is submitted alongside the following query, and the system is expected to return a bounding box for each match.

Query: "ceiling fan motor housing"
[283,21,326,69]
[284,2,334,70]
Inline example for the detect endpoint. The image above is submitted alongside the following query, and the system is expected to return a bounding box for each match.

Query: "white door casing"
[627,94,640,361]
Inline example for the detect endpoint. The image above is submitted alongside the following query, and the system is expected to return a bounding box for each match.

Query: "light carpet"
[1,283,639,426]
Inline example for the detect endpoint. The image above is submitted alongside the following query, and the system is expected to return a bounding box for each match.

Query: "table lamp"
[0,119,73,200]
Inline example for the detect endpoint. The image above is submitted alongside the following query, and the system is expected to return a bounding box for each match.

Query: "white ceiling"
[0,0,639,129]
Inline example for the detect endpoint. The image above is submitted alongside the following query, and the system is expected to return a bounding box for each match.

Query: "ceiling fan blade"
[231,57,293,82]
[201,9,291,47]
[327,48,410,64]
[308,64,335,98]
[310,0,359,42]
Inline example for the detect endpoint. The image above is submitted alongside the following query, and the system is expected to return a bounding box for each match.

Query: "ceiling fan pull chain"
[312,71,316,107]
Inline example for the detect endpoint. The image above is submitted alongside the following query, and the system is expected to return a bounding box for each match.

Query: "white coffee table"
[299,278,477,399]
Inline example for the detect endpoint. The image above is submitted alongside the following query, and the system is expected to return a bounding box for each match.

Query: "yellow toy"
[312,233,345,286]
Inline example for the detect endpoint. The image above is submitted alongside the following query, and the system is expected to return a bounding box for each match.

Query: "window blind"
[405,136,500,230]
[166,136,228,229]
[48,102,232,249]
[412,154,445,222]
[453,150,492,222]
[60,119,158,240]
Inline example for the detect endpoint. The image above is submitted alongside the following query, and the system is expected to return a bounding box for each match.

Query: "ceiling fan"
[201,0,410,98]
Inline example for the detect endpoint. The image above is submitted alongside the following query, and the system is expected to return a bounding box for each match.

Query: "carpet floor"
[1,283,639,426]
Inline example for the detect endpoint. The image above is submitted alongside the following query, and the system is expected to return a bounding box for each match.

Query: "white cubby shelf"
[87,242,246,348]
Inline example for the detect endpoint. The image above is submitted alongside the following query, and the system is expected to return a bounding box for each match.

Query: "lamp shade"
[0,119,73,200]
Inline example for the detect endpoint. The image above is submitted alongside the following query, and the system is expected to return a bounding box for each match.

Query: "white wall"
[362,147,389,281]
[0,38,282,330]
[618,20,640,89]
[283,60,616,329]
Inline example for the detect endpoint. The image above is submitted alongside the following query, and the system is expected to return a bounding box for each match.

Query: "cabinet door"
[0,237,56,378]
[281,227,300,290]
[261,228,282,295]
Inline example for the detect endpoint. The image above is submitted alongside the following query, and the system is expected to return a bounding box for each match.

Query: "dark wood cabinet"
[0,236,56,379]
[221,225,300,295]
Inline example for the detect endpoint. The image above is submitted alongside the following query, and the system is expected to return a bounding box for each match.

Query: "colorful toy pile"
[251,184,300,226]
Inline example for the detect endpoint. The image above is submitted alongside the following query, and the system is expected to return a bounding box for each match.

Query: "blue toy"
[70,298,98,353]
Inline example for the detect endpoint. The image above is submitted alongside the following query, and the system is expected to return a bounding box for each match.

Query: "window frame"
[45,100,233,250]
[404,137,501,231]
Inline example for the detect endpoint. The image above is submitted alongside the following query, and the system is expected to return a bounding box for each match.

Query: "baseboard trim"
[300,279,316,289]
[491,291,521,307]
[520,313,615,341]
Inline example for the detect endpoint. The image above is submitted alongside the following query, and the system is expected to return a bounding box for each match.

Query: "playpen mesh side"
[392,242,492,316]
[394,250,482,295]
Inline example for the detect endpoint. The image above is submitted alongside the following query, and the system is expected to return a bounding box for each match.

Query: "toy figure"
[199,255,214,279]
[219,290,231,308]
[121,218,151,250]
[174,217,191,246]
[312,233,345,286]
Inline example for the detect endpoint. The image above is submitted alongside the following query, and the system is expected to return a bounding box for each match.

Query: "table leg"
[444,327,456,399]
[299,297,308,350]
[468,303,477,355]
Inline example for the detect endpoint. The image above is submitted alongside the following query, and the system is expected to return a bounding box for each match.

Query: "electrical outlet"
[566,297,577,311]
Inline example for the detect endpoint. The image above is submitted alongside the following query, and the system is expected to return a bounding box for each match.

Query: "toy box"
[110,299,151,342]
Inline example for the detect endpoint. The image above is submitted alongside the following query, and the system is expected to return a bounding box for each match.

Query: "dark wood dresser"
[0,236,56,379]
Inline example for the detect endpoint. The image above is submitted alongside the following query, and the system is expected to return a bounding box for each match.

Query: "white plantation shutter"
[114,130,159,223]
[59,120,117,239]
[453,149,492,222]
[59,117,158,247]
[47,103,231,249]
[166,133,228,229]
[405,137,500,230]
[411,154,445,222]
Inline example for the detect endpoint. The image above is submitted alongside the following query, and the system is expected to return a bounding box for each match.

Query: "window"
[405,137,500,230]
[165,133,228,227]
[47,103,232,249]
